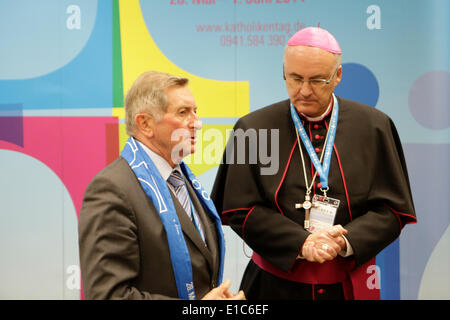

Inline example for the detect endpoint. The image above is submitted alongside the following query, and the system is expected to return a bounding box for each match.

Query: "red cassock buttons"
[315,147,321,153]
[314,124,320,129]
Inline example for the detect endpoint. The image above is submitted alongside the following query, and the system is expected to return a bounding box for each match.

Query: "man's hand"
[301,225,348,263]
[201,279,246,300]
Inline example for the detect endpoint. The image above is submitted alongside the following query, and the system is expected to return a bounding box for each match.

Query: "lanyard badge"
[308,194,340,233]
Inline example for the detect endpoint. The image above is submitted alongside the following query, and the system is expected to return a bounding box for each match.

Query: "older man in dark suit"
[78,71,244,300]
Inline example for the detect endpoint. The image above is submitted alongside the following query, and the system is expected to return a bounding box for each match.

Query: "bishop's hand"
[301,225,348,263]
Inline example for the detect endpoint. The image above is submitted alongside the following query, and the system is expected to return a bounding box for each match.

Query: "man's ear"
[334,65,343,87]
[135,113,155,138]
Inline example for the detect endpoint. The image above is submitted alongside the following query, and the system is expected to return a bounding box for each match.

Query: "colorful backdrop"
[0,0,448,300]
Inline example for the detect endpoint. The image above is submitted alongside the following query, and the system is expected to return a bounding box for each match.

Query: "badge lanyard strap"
[290,94,339,194]
[295,122,329,198]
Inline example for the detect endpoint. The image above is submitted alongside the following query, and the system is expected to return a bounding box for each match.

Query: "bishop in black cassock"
[211,27,416,300]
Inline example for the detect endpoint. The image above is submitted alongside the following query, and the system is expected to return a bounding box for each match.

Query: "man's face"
[284,45,342,117]
[152,85,202,166]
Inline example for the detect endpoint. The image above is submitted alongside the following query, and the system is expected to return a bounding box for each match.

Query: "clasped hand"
[301,225,348,263]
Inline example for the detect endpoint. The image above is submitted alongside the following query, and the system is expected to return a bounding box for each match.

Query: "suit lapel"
[188,182,219,275]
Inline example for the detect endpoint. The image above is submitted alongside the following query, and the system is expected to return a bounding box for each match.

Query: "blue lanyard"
[289,94,339,190]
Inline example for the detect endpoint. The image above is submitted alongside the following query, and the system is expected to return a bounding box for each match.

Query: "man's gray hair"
[124,71,189,136]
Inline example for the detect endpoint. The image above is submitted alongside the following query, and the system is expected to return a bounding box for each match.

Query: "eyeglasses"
[284,65,339,90]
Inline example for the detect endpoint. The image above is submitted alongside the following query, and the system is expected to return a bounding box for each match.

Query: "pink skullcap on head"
[287,27,341,54]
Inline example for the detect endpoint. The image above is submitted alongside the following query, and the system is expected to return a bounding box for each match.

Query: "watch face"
[303,201,312,210]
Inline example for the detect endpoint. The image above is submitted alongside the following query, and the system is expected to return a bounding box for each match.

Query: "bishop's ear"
[135,113,155,138]
[333,65,343,88]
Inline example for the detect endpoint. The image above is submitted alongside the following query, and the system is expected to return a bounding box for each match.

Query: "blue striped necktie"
[167,170,191,218]
[167,170,205,241]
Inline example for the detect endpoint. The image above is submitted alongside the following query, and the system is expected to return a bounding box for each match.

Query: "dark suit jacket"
[78,157,221,299]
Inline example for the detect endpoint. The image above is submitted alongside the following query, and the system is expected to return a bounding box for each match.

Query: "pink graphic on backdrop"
[0,116,119,216]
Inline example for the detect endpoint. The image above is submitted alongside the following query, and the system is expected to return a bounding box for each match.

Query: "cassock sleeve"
[212,118,309,273]
[344,116,416,266]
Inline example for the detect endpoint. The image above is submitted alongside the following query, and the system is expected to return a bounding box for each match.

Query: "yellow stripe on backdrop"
[115,0,249,175]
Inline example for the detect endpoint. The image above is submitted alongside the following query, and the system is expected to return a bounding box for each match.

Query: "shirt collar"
[135,140,181,181]
[301,96,334,122]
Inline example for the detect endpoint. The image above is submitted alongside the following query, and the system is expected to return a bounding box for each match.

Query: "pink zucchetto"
[287,27,342,54]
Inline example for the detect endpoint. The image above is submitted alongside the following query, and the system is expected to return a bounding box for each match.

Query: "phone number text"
[220,34,287,47]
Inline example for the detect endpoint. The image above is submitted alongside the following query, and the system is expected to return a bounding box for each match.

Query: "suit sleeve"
[78,174,178,300]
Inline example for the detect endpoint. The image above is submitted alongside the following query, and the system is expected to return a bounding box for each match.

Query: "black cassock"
[211,97,416,300]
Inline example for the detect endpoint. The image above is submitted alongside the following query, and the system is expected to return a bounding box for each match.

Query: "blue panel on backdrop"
[377,239,400,300]
[400,143,450,299]
[335,63,379,107]
[0,0,112,110]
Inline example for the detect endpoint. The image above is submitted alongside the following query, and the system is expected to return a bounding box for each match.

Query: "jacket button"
[314,124,320,129]
[315,147,321,153]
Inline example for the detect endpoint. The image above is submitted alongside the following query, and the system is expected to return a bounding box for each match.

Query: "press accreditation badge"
[308,194,340,233]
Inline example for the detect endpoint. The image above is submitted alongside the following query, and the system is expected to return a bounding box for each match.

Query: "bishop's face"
[283,45,342,117]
